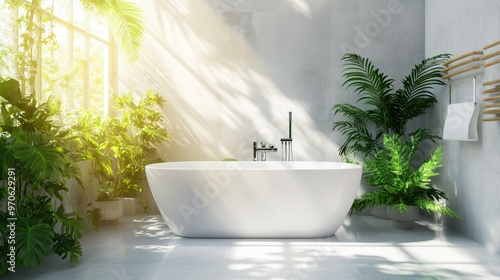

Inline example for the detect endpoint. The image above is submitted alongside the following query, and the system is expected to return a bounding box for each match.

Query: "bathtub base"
[146,161,362,238]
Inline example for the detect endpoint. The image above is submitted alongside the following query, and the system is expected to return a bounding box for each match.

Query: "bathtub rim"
[145,160,362,171]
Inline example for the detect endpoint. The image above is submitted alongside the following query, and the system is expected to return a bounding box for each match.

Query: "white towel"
[443,102,479,141]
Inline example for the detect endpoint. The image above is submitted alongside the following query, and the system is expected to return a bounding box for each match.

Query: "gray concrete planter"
[119,197,142,215]
[93,200,123,223]
[372,205,390,219]
[386,205,419,229]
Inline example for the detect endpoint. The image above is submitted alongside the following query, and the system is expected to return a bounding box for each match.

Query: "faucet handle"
[268,144,275,149]
[260,142,266,148]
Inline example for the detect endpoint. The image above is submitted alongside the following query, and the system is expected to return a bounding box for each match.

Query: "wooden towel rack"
[482,40,500,121]
[483,40,500,68]
[483,79,500,121]
[443,40,500,121]
[442,51,483,79]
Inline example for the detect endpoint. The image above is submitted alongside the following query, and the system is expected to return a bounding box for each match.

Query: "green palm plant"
[349,131,460,218]
[332,53,450,157]
[79,0,145,62]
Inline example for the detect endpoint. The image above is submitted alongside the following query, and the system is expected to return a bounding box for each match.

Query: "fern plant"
[332,53,450,157]
[349,132,460,218]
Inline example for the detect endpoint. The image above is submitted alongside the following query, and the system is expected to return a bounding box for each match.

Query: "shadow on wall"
[120,0,340,161]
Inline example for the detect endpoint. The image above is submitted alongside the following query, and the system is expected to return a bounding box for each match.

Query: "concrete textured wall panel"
[120,0,424,164]
[425,0,500,254]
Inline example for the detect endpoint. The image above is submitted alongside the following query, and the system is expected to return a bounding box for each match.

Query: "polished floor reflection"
[5,215,500,279]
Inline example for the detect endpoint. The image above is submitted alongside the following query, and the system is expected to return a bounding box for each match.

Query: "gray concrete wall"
[120,0,425,162]
[425,0,500,254]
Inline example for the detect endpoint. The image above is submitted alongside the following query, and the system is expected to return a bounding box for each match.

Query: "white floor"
[5,215,500,280]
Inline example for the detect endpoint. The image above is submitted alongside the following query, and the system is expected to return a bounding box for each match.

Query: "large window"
[0,0,117,117]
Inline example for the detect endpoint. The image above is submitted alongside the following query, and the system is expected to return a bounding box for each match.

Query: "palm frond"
[333,53,449,157]
[80,0,144,62]
[106,0,145,62]
[332,103,372,123]
[332,120,375,156]
[393,54,451,132]
[341,53,395,127]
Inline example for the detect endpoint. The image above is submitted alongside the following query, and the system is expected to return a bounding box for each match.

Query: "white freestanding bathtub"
[145,161,362,238]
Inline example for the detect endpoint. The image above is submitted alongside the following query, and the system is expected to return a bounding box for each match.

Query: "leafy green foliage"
[332,53,450,157]
[349,132,460,219]
[5,0,54,95]
[73,90,169,201]
[0,78,87,274]
[16,218,54,268]
[52,233,83,263]
[87,206,103,232]
[54,205,86,240]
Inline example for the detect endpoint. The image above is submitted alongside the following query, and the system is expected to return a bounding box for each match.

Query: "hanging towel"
[443,102,479,141]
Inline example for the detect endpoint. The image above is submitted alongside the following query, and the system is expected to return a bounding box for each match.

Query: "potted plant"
[332,53,450,218]
[349,131,461,229]
[74,90,169,223]
[0,78,90,274]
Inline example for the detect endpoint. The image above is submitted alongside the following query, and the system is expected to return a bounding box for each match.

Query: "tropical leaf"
[333,53,448,157]
[40,178,68,201]
[16,218,54,268]
[332,103,372,123]
[52,233,83,263]
[79,0,144,61]
[341,53,395,129]
[87,207,103,232]
[0,134,16,179]
[392,54,450,133]
[105,0,144,62]
[0,78,22,106]
[55,205,86,240]
[10,131,66,182]
[17,196,54,225]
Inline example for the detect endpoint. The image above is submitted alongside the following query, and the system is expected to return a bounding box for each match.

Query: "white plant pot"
[93,200,123,223]
[386,205,419,229]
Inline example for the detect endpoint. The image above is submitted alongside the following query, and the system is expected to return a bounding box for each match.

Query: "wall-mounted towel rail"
[483,40,500,50]
[483,79,500,86]
[484,60,500,68]
[482,80,500,121]
[443,51,483,66]
[442,51,483,80]
[482,40,500,121]
[442,40,500,122]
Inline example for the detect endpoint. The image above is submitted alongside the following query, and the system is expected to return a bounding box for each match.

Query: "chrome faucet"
[253,142,278,161]
[281,111,293,161]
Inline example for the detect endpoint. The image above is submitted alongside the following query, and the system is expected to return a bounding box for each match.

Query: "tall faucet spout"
[253,142,258,161]
[281,111,293,161]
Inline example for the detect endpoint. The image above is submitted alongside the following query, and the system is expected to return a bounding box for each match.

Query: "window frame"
[6,0,118,116]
